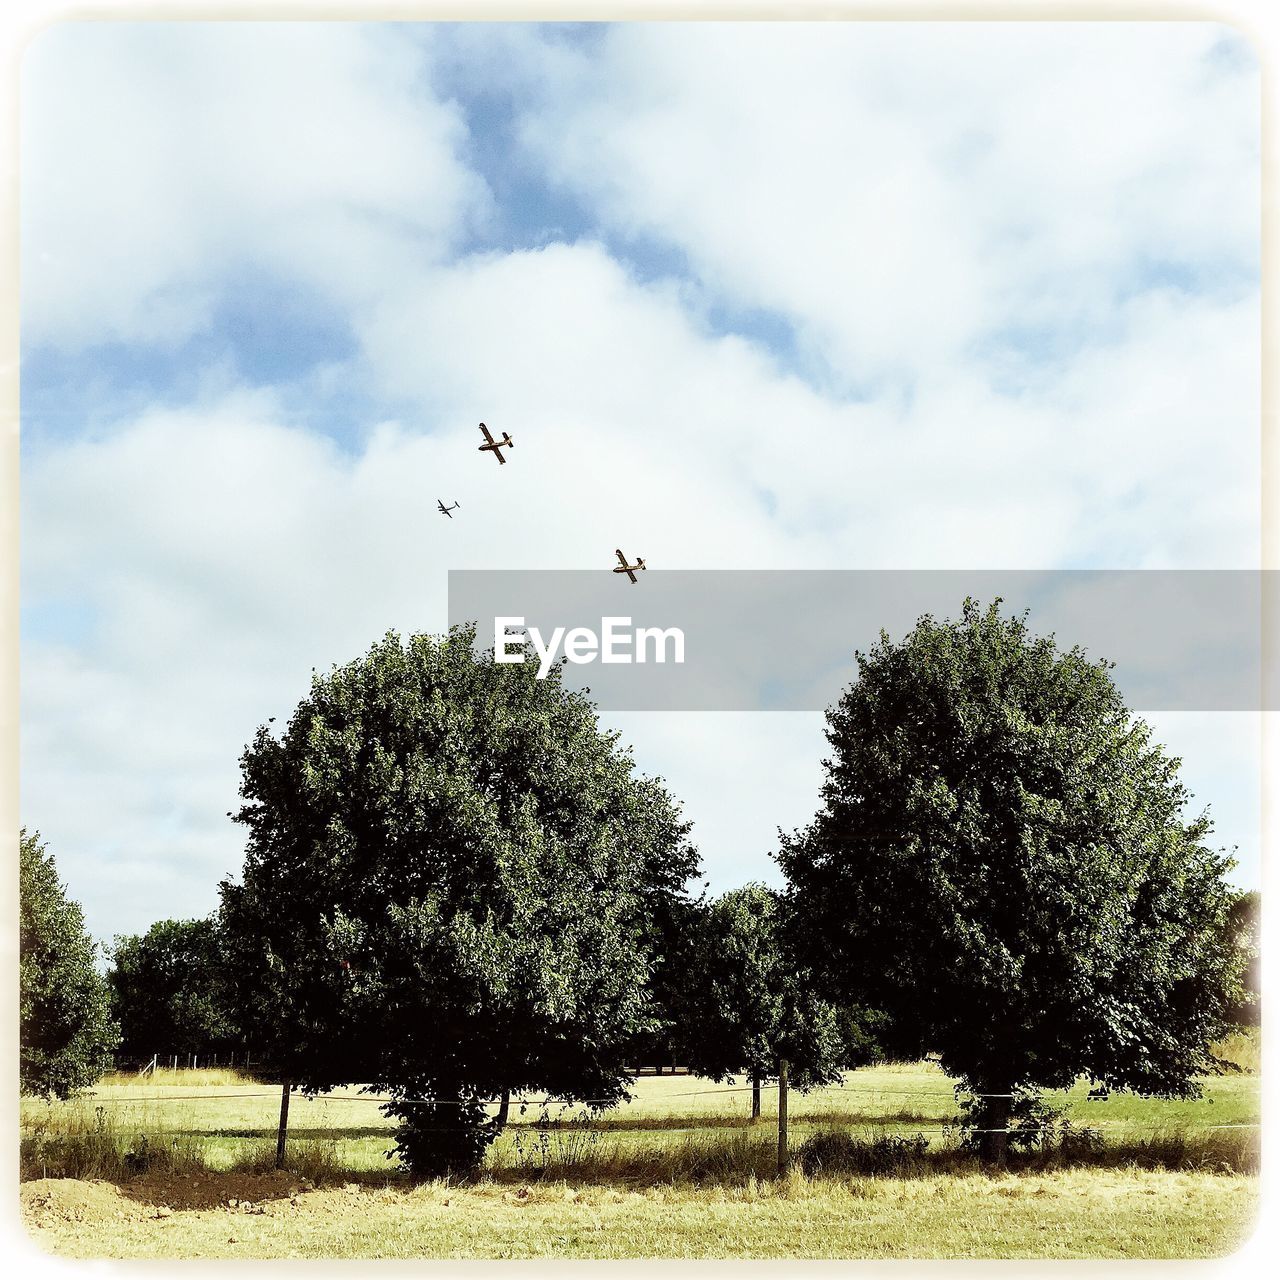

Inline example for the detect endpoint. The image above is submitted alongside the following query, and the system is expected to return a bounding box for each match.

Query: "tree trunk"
[751,1072,761,1120]
[978,1089,1011,1165]
[491,1089,510,1135]
[275,1080,292,1169]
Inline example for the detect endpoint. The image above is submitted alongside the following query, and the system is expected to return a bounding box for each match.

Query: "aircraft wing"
[479,423,495,444]
[494,449,506,464]
[615,549,628,567]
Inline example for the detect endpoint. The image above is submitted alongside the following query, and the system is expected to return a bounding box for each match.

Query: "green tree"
[675,884,849,1116]
[778,600,1246,1162]
[108,917,239,1058]
[1224,890,1259,1026]
[219,626,699,1176]
[19,828,118,1098]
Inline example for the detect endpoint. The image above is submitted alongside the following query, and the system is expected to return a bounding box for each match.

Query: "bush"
[385,1098,494,1179]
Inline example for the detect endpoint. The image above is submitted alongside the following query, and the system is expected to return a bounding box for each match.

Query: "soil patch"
[21,1178,143,1227]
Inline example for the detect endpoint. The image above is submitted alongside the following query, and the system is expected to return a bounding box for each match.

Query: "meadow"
[19,1035,1261,1259]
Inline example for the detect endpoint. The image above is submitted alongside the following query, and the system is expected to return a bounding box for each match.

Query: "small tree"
[675,884,847,1116]
[219,627,699,1176]
[778,600,1246,1162]
[109,917,239,1059]
[20,828,117,1098]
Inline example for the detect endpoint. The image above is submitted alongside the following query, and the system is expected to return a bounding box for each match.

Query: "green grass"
[19,1058,1261,1258]
[20,1057,1261,1178]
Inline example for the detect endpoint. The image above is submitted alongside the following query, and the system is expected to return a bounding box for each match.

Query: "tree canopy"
[219,626,699,1174]
[674,883,849,1095]
[778,600,1246,1159]
[20,828,118,1099]
[108,916,240,1058]
[1224,890,1260,1026]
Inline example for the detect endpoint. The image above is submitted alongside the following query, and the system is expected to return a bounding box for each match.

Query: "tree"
[20,828,118,1098]
[219,626,699,1176]
[1224,890,1260,1026]
[674,884,848,1116]
[778,600,1247,1162]
[108,917,239,1059]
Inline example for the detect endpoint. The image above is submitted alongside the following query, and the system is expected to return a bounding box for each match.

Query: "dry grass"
[21,1106,208,1182]
[1212,1028,1260,1075]
[18,1063,1261,1258]
[99,1067,258,1088]
[21,1164,1258,1259]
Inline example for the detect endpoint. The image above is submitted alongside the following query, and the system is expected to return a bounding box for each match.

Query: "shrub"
[385,1098,494,1179]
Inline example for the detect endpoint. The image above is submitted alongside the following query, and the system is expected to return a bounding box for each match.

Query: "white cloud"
[358,241,1258,569]
[19,23,1262,939]
[516,22,1259,388]
[21,22,488,348]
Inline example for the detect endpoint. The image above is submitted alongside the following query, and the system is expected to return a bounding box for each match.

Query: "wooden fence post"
[275,1080,293,1169]
[777,1058,789,1176]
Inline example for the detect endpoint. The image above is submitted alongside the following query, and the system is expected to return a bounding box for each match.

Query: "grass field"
[19,1035,1261,1259]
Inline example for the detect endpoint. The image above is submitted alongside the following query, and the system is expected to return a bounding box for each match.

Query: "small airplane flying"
[437,499,460,518]
[613,549,647,584]
[477,422,514,464]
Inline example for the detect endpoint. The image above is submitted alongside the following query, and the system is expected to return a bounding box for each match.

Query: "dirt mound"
[120,1169,305,1211]
[21,1178,143,1226]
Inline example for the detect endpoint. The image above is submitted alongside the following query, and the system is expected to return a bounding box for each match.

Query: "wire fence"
[68,1077,1261,1138]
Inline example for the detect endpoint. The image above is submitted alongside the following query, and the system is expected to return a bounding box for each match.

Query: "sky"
[19,21,1262,944]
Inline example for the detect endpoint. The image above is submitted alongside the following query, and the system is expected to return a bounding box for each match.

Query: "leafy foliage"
[1223,890,1260,1026]
[20,828,118,1099]
[778,600,1246,1156]
[219,626,699,1175]
[108,916,240,1057]
[674,883,848,1088]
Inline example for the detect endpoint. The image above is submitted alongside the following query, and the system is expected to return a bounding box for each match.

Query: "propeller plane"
[477,422,514,464]
[437,499,460,518]
[613,549,647,584]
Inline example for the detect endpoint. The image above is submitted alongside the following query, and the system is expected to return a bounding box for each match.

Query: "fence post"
[275,1080,293,1169]
[777,1058,789,1176]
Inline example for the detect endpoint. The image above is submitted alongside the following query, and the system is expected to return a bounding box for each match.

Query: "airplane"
[437,499,460,518]
[477,422,514,464]
[612,549,647,584]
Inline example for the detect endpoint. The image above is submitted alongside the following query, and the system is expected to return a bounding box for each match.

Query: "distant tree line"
[20,603,1260,1174]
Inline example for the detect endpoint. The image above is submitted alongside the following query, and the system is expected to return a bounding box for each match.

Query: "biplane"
[612,549,647,584]
[477,422,514,464]
[437,499,460,518]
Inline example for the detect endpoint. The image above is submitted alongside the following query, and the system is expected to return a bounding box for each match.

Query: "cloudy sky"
[20,21,1261,944]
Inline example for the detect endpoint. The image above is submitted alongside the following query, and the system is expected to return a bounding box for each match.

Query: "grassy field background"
[18,1032,1261,1259]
